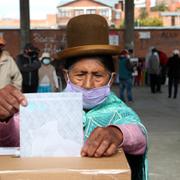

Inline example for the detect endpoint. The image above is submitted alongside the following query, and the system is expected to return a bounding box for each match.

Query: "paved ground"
[112,84,180,180]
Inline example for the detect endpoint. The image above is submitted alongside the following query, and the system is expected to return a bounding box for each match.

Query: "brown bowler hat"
[58,14,120,60]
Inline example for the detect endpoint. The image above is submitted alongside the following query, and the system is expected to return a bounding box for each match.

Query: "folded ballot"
[20,92,83,157]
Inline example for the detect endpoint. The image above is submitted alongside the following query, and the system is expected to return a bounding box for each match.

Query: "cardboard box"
[0,149,130,180]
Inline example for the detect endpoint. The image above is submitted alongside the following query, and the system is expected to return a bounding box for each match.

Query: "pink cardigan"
[0,114,146,154]
[0,113,19,147]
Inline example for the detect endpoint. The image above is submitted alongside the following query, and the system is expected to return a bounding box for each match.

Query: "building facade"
[156,0,179,6]
[0,0,179,29]
[56,0,122,27]
[0,14,57,29]
[160,1,180,26]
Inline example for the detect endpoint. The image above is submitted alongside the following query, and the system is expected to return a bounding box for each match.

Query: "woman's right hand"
[0,85,27,122]
[81,126,123,158]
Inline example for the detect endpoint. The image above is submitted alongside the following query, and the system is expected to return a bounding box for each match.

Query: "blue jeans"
[119,79,133,102]
[37,85,52,93]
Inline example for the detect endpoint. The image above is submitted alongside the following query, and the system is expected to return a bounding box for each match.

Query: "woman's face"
[65,58,114,89]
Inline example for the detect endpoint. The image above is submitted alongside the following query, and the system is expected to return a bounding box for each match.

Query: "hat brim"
[58,45,121,60]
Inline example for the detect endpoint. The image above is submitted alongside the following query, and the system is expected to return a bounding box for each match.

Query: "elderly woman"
[0,15,148,180]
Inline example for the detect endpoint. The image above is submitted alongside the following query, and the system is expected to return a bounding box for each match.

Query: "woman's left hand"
[81,126,123,157]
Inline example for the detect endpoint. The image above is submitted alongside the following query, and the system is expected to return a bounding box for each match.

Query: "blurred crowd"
[0,35,180,101]
[0,37,65,94]
[116,47,180,102]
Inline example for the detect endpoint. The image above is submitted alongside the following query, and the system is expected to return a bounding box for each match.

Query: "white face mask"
[42,58,51,65]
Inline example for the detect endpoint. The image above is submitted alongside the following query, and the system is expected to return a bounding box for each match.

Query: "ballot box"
[0,149,130,180]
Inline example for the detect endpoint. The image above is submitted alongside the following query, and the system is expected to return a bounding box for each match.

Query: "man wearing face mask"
[16,43,41,93]
[0,36,22,90]
[38,52,59,92]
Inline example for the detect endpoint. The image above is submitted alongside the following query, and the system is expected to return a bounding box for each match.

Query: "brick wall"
[134,29,180,57]
[0,29,179,60]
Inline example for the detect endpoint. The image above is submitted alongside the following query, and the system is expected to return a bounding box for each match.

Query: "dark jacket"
[16,53,41,86]
[119,56,133,80]
[167,55,180,79]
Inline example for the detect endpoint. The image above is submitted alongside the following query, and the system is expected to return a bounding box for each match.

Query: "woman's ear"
[62,69,68,83]
[109,73,116,86]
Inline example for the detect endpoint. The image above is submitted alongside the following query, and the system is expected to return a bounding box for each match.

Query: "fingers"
[81,126,123,158]
[1,92,19,110]
[94,139,110,157]
[81,128,103,157]
[0,85,27,120]
[0,105,11,120]
[7,85,27,106]
[0,97,18,116]
[94,137,118,157]
[103,144,117,157]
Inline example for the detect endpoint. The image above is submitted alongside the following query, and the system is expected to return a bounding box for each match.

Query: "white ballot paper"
[0,147,19,156]
[20,92,83,157]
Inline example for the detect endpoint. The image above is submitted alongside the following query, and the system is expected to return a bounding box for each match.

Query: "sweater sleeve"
[114,124,147,155]
[9,57,22,90]
[0,113,19,147]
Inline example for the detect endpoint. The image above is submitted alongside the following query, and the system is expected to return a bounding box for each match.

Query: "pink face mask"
[64,77,112,109]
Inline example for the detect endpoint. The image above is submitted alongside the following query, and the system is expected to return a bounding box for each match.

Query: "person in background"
[0,36,22,90]
[167,49,180,99]
[147,48,161,93]
[118,49,134,102]
[52,59,66,91]
[38,52,59,92]
[134,61,143,87]
[132,62,138,86]
[157,50,168,85]
[16,43,41,93]
[0,15,148,180]
[145,46,156,86]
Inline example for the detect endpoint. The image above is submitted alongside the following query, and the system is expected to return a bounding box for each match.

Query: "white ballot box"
[20,92,83,157]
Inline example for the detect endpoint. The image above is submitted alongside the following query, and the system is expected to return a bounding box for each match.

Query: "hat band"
[59,44,120,60]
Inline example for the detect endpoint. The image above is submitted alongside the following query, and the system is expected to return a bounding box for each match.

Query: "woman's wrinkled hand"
[81,126,123,157]
[0,85,27,121]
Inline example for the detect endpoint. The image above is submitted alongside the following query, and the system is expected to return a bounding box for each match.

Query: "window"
[75,9,84,16]
[59,10,71,17]
[115,11,121,19]
[86,9,96,14]
[99,9,109,17]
